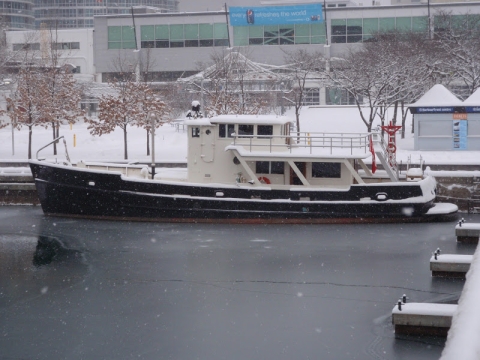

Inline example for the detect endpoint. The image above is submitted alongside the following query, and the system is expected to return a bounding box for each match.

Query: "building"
[33,0,178,29]
[6,28,96,81]
[411,85,480,151]
[0,0,35,29]
[7,2,480,106]
[92,2,480,105]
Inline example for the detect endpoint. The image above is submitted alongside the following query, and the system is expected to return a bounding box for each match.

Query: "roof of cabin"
[185,115,293,126]
[409,84,462,107]
[463,87,480,105]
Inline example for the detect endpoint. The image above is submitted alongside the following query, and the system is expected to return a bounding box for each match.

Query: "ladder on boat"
[371,133,399,182]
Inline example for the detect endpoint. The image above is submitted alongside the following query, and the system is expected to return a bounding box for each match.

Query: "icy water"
[0,206,477,360]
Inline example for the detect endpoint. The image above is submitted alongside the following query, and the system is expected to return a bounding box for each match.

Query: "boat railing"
[35,136,71,163]
[232,132,372,155]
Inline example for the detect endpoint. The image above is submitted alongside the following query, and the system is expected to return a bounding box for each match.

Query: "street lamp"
[150,112,156,179]
[0,79,13,155]
[428,0,432,40]
[280,82,285,115]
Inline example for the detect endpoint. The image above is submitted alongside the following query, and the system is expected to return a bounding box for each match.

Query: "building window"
[312,162,341,178]
[108,26,135,49]
[326,87,358,105]
[52,42,80,50]
[303,89,320,106]
[140,23,228,49]
[233,23,325,46]
[13,43,40,51]
[256,161,284,174]
[331,16,429,44]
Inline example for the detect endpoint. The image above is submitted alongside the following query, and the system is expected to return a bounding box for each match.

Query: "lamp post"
[0,79,13,155]
[428,0,432,40]
[280,82,285,115]
[200,76,205,112]
[150,112,156,179]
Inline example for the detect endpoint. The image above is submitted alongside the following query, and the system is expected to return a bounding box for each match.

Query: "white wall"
[6,29,97,82]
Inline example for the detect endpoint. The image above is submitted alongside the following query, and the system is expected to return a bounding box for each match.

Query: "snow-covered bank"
[1,107,480,165]
[440,240,480,360]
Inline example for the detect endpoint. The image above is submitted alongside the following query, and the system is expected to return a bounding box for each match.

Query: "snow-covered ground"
[1,106,480,165]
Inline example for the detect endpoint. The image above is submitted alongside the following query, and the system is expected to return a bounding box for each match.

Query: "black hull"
[29,162,457,224]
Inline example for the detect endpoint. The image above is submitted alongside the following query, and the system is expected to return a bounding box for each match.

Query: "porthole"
[233,157,240,165]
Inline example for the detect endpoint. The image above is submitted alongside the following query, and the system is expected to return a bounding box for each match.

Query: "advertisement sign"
[413,107,455,114]
[453,119,468,150]
[229,4,323,26]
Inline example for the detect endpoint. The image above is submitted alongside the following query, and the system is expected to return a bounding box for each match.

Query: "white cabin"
[185,115,377,188]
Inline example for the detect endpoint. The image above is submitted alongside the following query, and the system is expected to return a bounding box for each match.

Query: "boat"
[29,114,458,223]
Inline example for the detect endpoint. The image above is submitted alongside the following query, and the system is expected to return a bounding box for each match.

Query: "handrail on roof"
[232,132,373,155]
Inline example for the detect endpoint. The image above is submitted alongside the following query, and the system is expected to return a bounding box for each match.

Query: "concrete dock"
[455,222,480,243]
[430,254,473,278]
[392,303,457,337]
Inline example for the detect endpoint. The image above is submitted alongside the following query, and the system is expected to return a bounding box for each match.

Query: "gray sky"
[178,0,262,12]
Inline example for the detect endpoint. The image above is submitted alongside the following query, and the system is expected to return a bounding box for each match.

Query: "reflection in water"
[33,235,82,267]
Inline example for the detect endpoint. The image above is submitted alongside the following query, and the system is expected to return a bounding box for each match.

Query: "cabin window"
[192,127,200,137]
[256,161,284,174]
[219,124,235,138]
[257,125,273,138]
[312,162,341,178]
[238,125,254,137]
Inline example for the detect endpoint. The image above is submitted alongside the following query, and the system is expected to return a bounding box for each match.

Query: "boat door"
[200,126,215,162]
[290,162,306,185]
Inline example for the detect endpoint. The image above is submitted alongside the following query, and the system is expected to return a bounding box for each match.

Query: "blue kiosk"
[409,84,480,151]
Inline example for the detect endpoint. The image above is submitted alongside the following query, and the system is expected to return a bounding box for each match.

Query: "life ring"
[388,143,396,153]
[258,176,271,184]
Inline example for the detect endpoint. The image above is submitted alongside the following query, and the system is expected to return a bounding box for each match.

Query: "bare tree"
[283,49,325,133]
[134,82,170,156]
[6,68,49,159]
[42,65,85,154]
[329,30,436,134]
[86,73,137,160]
[86,72,170,159]
[432,11,480,99]
[184,49,276,117]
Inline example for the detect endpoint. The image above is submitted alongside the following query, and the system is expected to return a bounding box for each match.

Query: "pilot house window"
[257,125,273,137]
[192,127,200,137]
[219,124,235,138]
[238,125,254,137]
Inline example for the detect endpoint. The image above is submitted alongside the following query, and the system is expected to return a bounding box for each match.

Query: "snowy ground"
[1,106,480,165]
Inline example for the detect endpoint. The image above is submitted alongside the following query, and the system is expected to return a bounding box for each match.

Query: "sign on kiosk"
[229,4,323,26]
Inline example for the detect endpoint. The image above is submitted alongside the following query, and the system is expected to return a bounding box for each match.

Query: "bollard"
[434,251,438,260]
[397,300,402,311]
[436,248,441,255]
[402,294,407,303]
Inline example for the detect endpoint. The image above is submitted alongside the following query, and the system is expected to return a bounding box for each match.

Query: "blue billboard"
[453,119,468,150]
[229,4,323,26]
